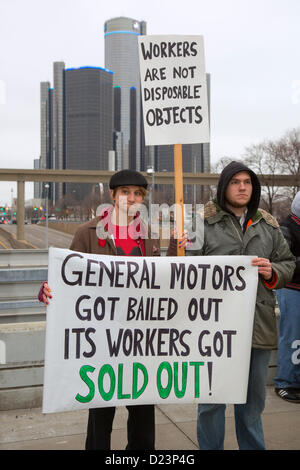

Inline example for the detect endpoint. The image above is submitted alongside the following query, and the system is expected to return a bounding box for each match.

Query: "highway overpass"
[1,168,299,241]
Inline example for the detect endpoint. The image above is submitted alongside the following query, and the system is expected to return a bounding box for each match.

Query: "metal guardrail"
[0,247,170,409]
[0,249,48,268]
[0,248,168,324]
[0,250,49,409]
[2,168,300,242]
[0,250,48,324]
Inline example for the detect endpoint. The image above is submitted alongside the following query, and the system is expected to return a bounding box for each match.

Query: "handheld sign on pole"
[138,35,209,145]
[138,35,210,255]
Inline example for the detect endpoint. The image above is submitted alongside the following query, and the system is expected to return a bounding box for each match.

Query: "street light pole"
[147,167,155,226]
[45,184,49,249]
[10,187,13,222]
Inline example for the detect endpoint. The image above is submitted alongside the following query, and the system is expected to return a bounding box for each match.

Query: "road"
[2,224,74,249]
[0,230,10,249]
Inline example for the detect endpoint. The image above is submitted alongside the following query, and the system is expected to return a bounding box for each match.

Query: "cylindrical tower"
[104,17,146,170]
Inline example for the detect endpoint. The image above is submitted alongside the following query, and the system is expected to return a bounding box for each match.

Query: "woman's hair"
[111,186,147,199]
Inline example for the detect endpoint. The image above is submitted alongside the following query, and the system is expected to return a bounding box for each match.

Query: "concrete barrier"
[0,250,47,324]
[0,227,34,249]
[38,221,82,236]
[0,250,47,409]
[0,322,45,410]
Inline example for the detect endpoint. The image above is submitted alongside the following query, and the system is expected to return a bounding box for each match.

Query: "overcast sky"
[0,0,299,205]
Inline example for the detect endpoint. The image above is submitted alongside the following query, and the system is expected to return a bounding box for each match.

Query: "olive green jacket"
[187,201,296,349]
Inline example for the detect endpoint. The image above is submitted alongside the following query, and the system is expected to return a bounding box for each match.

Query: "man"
[274,191,300,403]
[187,161,295,450]
[40,169,161,450]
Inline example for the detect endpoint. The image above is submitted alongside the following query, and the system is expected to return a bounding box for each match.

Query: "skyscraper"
[104,17,146,171]
[64,66,113,200]
[40,81,51,171]
[52,62,65,201]
[40,81,53,199]
[39,63,114,203]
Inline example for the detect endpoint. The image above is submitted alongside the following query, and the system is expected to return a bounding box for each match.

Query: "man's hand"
[252,257,273,281]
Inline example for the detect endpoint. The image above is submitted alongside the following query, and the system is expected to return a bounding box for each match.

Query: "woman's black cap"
[109,169,148,190]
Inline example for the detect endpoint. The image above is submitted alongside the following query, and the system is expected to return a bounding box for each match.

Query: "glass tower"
[64,66,114,200]
[104,17,146,171]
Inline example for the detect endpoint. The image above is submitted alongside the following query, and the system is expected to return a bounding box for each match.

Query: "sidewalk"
[0,386,299,450]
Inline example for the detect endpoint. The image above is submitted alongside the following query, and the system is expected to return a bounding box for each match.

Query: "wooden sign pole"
[174,144,185,256]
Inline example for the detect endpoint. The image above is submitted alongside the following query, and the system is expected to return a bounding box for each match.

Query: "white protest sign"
[43,248,257,414]
[138,35,210,146]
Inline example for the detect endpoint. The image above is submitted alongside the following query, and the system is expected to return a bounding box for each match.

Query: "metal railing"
[0,250,48,324]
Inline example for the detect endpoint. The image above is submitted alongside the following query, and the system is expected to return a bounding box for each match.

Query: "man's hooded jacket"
[188,161,295,349]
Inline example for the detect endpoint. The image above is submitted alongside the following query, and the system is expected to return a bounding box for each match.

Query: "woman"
[39,168,185,450]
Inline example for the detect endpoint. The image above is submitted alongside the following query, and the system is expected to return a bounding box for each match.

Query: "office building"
[104,17,146,170]
[39,63,63,203]
[39,63,114,203]
[40,82,51,171]
[52,62,65,201]
[39,81,53,199]
[39,63,64,202]
[33,158,41,199]
[64,66,113,200]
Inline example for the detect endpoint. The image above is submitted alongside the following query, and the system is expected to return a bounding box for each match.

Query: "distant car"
[48,216,57,221]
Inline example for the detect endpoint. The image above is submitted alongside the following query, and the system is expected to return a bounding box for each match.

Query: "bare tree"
[55,192,78,220]
[213,128,300,216]
[276,128,300,199]
[211,157,236,173]
[244,141,283,214]
[244,128,300,214]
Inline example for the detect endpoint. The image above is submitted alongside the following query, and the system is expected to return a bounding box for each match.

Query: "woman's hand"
[38,281,52,307]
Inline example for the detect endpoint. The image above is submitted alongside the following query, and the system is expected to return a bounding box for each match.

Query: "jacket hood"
[291,191,300,219]
[216,161,261,220]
